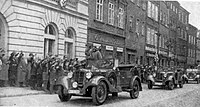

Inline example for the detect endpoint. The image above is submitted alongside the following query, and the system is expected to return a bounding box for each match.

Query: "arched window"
[44,23,58,57]
[64,28,75,59]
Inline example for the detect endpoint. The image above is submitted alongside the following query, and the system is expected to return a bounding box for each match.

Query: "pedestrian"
[27,53,37,89]
[35,58,44,90]
[0,50,9,87]
[42,53,53,92]
[63,55,69,70]
[8,51,18,86]
[49,56,58,94]
[16,52,27,87]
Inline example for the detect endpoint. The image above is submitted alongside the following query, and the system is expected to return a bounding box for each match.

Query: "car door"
[118,66,132,87]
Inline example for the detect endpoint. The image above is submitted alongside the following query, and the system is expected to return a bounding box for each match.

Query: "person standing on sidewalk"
[0,49,9,87]
[16,52,28,87]
[27,53,37,89]
[8,51,18,86]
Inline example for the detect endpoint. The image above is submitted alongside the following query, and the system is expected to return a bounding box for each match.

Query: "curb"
[0,91,46,98]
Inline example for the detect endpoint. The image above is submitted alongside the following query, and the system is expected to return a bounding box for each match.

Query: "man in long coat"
[16,52,28,87]
[8,51,18,86]
[0,50,9,87]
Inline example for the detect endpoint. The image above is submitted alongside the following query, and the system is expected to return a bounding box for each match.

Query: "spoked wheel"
[92,81,108,105]
[147,81,153,89]
[58,86,71,102]
[168,81,174,90]
[130,80,140,99]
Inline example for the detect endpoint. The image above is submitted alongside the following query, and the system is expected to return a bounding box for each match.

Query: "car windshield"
[86,58,114,69]
[186,69,199,73]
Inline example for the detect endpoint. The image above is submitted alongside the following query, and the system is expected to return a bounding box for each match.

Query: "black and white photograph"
[0,0,200,106]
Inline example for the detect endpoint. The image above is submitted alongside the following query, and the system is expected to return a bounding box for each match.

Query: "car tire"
[58,86,71,102]
[197,79,199,84]
[147,81,153,89]
[130,80,140,99]
[168,81,174,90]
[112,92,118,97]
[92,81,108,105]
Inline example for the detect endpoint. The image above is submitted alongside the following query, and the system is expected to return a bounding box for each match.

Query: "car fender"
[183,74,188,80]
[130,76,142,91]
[195,75,200,79]
[166,75,174,82]
[55,76,69,90]
[84,76,116,92]
[147,75,155,83]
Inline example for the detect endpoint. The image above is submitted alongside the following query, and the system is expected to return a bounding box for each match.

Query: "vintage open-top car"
[55,59,142,105]
[183,69,200,84]
[147,67,184,90]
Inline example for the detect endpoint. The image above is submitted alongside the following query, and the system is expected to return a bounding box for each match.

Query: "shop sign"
[146,53,155,57]
[93,34,124,46]
[93,43,101,48]
[159,51,167,55]
[145,46,157,52]
[106,45,113,51]
[117,47,123,52]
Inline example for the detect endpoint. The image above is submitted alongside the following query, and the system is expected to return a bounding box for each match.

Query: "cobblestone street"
[1,83,200,107]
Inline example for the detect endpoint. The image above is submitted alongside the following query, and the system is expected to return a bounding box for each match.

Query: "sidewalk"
[0,87,46,98]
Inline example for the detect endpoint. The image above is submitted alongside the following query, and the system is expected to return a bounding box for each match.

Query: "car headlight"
[67,72,73,78]
[72,82,78,88]
[196,75,200,78]
[164,73,167,78]
[153,73,156,77]
[86,72,92,79]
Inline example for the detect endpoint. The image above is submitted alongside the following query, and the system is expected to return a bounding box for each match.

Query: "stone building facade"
[187,24,197,68]
[87,0,127,64]
[0,0,88,60]
[145,0,159,65]
[196,30,200,64]
[158,1,169,67]
[176,5,189,68]
[125,0,146,65]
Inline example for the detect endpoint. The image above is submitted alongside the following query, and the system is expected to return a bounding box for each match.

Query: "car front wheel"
[197,79,199,84]
[58,86,71,102]
[130,80,140,99]
[147,81,153,89]
[92,81,108,105]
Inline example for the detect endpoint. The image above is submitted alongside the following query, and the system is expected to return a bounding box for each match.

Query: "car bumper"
[153,81,166,86]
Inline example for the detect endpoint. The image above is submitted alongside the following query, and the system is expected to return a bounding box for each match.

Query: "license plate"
[188,79,194,81]
[68,90,80,94]
[154,82,163,85]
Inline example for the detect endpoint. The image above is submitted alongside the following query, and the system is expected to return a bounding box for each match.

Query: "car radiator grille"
[156,73,163,80]
[188,72,196,79]
[73,71,85,84]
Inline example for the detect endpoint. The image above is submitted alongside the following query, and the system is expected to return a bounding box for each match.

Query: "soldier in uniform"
[27,53,37,89]
[16,52,27,87]
[42,53,52,92]
[49,55,59,94]
[0,49,9,87]
[8,51,18,86]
